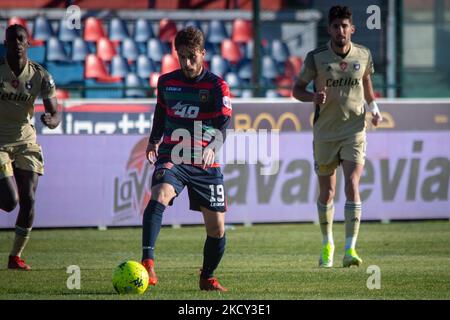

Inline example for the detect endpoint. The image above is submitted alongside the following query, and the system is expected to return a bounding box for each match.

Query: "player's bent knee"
[150,184,176,206]
[0,197,18,212]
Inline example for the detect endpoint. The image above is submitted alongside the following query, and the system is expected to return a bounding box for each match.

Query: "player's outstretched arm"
[41,97,60,129]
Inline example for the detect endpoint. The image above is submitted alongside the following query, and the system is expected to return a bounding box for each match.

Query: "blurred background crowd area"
[0,0,449,99]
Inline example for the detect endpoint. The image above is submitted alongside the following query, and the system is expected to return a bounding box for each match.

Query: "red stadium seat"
[221,39,242,65]
[96,37,117,62]
[276,76,293,97]
[284,55,303,78]
[84,17,106,42]
[161,54,180,75]
[56,89,70,100]
[8,16,43,46]
[232,19,253,43]
[84,54,109,79]
[159,18,177,43]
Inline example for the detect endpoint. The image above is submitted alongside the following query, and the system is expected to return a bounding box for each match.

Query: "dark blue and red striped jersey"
[149,68,232,167]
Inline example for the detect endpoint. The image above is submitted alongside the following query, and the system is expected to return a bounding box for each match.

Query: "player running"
[0,24,60,270]
[141,26,231,291]
[292,6,382,268]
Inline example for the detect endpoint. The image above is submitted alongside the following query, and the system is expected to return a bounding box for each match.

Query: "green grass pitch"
[0,221,449,300]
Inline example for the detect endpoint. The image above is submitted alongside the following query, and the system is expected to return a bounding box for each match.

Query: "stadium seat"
[58,18,79,42]
[147,38,167,62]
[184,20,202,30]
[275,76,293,97]
[84,54,109,79]
[8,17,30,32]
[96,37,117,62]
[8,17,43,46]
[134,18,154,43]
[241,89,254,98]
[109,17,129,42]
[206,20,228,44]
[84,17,106,42]
[136,55,156,79]
[244,40,267,59]
[160,54,180,75]
[84,78,124,99]
[270,39,290,63]
[262,55,279,79]
[284,55,303,78]
[110,56,130,78]
[159,18,177,43]
[71,37,90,61]
[28,45,45,64]
[265,89,282,98]
[224,72,242,97]
[232,19,252,43]
[46,61,84,85]
[237,59,252,80]
[210,55,229,78]
[56,89,70,99]
[221,39,242,65]
[33,16,54,41]
[204,41,218,62]
[121,38,139,62]
[125,73,147,97]
[46,37,69,62]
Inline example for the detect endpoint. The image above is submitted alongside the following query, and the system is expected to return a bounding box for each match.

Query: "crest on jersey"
[354,63,360,70]
[199,89,209,103]
[25,81,33,90]
[11,79,19,88]
[339,61,348,71]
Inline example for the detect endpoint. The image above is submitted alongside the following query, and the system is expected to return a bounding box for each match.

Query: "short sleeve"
[297,52,316,83]
[40,69,57,99]
[215,78,232,117]
[364,50,375,76]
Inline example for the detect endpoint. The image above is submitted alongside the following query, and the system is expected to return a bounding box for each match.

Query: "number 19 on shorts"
[209,184,225,203]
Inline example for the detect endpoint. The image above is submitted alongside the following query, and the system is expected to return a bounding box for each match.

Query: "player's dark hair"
[5,24,29,39]
[174,26,205,52]
[328,6,352,25]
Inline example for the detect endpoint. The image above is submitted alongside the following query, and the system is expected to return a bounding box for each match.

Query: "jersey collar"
[327,40,353,60]
[182,67,207,83]
[5,57,29,79]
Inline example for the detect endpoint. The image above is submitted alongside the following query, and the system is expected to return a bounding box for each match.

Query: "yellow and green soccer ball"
[112,260,149,294]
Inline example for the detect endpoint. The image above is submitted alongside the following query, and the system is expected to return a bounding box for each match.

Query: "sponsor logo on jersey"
[326,77,360,88]
[11,79,19,88]
[339,61,348,71]
[0,91,34,102]
[166,86,182,92]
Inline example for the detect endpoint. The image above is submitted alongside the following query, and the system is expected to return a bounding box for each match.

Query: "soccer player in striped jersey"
[0,24,60,270]
[141,27,231,291]
[292,6,382,268]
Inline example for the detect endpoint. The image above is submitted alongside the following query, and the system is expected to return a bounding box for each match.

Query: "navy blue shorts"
[151,161,227,212]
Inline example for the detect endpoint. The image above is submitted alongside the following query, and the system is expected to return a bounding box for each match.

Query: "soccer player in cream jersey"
[292,6,382,268]
[0,24,60,270]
